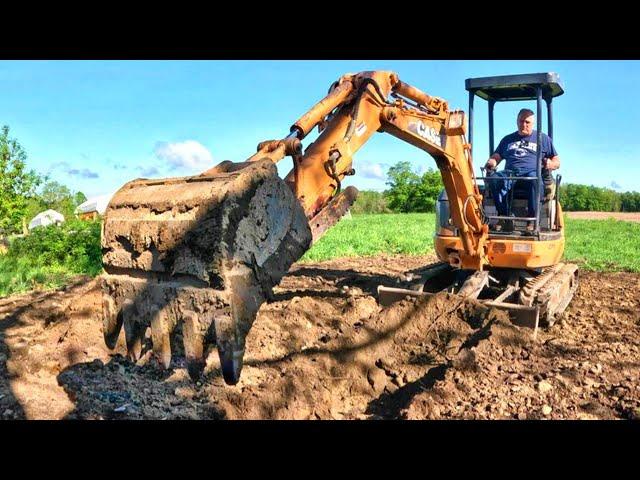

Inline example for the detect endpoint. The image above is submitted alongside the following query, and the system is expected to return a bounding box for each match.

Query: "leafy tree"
[74,191,87,206]
[385,161,443,213]
[410,168,443,212]
[560,183,629,212]
[621,191,640,212]
[39,181,87,218]
[41,181,72,207]
[385,161,419,213]
[560,183,624,212]
[0,125,42,234]
[21,181,89,223]
[351,190,390,214]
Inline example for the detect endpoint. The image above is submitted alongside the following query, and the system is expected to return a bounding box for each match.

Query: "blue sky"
[2,60,639,200]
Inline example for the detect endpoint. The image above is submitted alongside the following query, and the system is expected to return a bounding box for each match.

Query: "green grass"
[301,213,436,262]
[1,213,638,298]
[563,217,640,272]
[304,213,640,273]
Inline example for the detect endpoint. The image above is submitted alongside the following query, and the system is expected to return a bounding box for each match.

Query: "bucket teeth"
[122,300,147,362]
[182,310,209,380]
[214,314,244,385]
[217,344,245,386]
[102,294,123,349]
[150,310,174,369]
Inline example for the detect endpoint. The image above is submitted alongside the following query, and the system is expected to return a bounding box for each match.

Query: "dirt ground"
[1,254,639,420]
[566,211,640,222]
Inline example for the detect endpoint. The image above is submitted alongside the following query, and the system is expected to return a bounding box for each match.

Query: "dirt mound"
[1,255,639,420]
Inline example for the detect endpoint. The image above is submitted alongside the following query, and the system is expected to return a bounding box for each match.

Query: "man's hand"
[485,158,497,171]
[544,156,560,170]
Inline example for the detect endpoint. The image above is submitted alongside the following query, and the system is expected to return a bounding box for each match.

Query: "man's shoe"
[503,219,515,232]
[492,218,514,233]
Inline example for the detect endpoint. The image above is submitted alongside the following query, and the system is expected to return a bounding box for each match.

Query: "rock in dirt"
[537,381,553,394]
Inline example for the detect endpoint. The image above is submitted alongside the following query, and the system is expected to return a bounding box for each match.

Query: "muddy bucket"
[100,159,312,384]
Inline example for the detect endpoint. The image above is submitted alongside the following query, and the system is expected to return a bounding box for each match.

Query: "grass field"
[303,213,640,272]
[1,213,639,297]
[301,213,436,261]
[563,217,640,272]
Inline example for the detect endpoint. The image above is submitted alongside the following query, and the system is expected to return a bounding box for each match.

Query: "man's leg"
[542,168,555,201]
[488,170,513,217]
[519,169,543,233]
[521,169,541,219]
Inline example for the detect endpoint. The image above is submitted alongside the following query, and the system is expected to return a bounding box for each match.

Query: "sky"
[2,60,640,201]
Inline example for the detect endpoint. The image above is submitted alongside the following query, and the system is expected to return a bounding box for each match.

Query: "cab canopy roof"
[465,72,564,102]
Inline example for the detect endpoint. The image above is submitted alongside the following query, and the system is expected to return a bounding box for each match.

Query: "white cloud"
[137,166,160,177]
[357,163,387,180]
[154,140,214,172]
[47,161,99,178]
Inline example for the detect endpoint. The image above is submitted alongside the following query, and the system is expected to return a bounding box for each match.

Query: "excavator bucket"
[100,159,312,384]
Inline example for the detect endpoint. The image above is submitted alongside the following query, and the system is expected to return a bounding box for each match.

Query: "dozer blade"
[377,284,540,329]
[519,263,579,326]
[379,262,579,334]
[100,159,312,384]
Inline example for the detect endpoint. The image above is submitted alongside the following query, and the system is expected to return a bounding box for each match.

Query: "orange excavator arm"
[101,70,491,385]
[232,70,489,270]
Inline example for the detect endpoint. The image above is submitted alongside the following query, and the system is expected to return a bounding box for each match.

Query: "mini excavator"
[100,71,578,385]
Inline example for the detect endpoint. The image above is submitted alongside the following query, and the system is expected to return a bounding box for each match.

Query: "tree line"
[558,184,640,212]
[351,161,640,214]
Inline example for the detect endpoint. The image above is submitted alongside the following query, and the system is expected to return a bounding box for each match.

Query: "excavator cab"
[465,72,565,236]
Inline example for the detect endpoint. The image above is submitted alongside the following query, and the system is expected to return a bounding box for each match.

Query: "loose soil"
[1,254,639,420]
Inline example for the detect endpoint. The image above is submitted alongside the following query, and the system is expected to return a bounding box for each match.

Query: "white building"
[28,209,65,230]
[75,193,114,220]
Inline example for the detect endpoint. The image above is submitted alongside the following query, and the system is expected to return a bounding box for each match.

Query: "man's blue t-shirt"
[494,130,557,173]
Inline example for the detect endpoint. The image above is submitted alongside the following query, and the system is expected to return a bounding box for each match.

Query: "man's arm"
[485,153,501,170]
[544,135,560,170]
[486,136,508,170]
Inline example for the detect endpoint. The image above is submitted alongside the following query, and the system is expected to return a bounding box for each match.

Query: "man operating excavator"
[484,108,560,233]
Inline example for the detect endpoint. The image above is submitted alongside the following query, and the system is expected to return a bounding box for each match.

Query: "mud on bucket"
[100,159,312,384]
